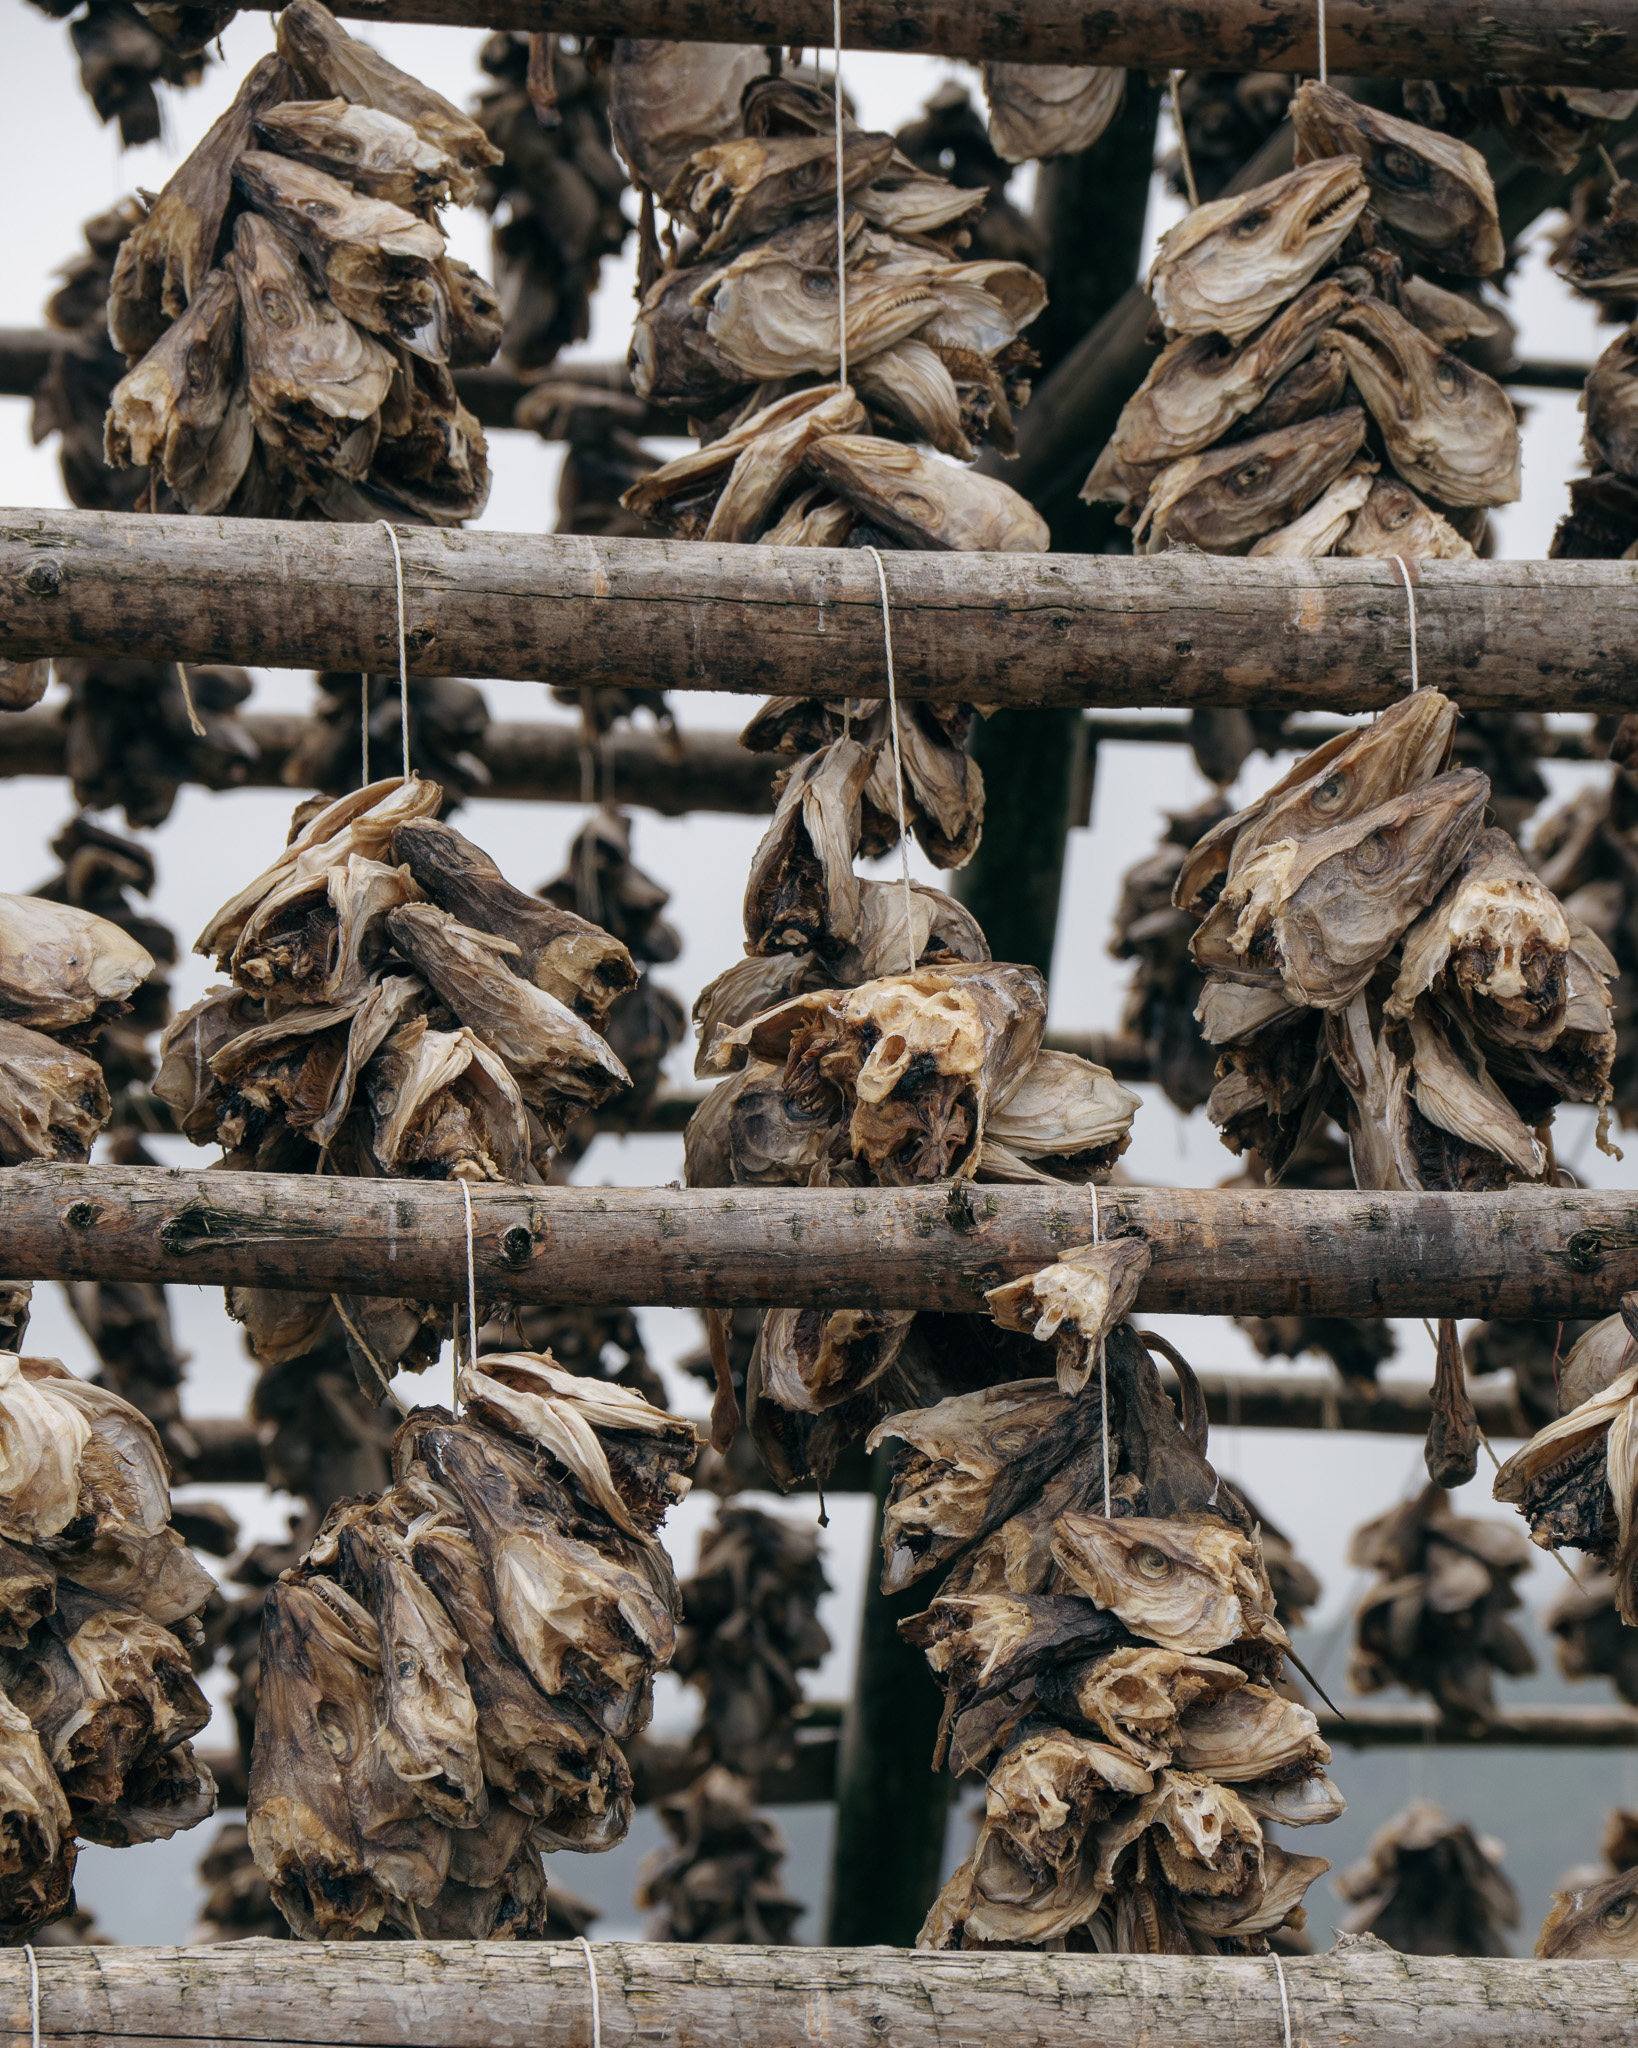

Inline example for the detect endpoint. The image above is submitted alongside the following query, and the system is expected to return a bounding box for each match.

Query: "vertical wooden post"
[824,1447,954,1945]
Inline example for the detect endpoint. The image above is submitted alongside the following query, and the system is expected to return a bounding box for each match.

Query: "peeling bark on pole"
[7,1166,1638,1320]
[7,510,1638,713]
[1,1938,1636,2046]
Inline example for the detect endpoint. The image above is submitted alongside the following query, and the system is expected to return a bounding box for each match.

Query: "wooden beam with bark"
[10,1166,1638,1319]
[2,1938,1636,2047]
[5,509,1638,713]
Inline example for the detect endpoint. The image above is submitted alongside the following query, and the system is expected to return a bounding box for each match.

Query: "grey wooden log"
[203,0,1638,84]
[7,509,1638,714]
[9,1166,1638,1318]
[1318,1703,1638,1748]
[1,1937,1636,2047]
[1185,1371,1526,1439]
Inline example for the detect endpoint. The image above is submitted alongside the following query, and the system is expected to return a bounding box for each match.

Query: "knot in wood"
[1566,1228,1609,1272]
[499,1224,533,1267]
[64,1201,97,1229]
[945,1184,979,1234]
[23,557,63,597]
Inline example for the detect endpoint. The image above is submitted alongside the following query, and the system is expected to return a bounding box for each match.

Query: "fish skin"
[1291,82,1504,277]
[666,130,896,258]
[983,63,1125,164]
[105,266,252,513]
[254,97,459,208]
[608,38,765,194]
[1148,156,1369,346]
[1583,322,1638,480]
[1322,299,1521,506]
[1336,475,1476,559]
[1134,406,1367,555]
[806,433,1049,551]
[1537,1863,1638,1957]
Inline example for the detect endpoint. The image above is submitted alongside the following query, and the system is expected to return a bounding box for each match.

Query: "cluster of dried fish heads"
[103,0,501,521]
[248,1352,698,1937]
[1087,82,1520,557]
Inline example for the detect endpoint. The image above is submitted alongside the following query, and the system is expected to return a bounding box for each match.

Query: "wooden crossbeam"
[3,509,1635,713]
[9,1166,1637,1319]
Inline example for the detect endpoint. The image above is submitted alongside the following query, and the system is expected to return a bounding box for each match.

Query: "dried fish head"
[43,1518,215,1629]
[853,340,973,460]
[702,225,939,383]
[1537,1863,1638,1958]
[758,1306,915,1413]
[1199,770,1490,1010]
[254,98,459,207]
[628,261,749,407]
[81,1742,218,1848]
[1037,1646,1246,1769]
[743,737,879,956]
[365,1020,531,1183]
[1050,1514,1284,1654]
[1148,156,1369,345]
[981,1048,1140,1183]
[276,0,500,206]
[1172,1681,1330,1782]
[0,1544,53,1654]
[1176,1839,1332,1937]
[0,891,154,1033]
[922,1819,1106,1948]
[1336,476,1476,559]
[711,1058,851,1188]
[0,1688,75,1938]
[1323,300,1521,506]
[806,433,1050,551]
[669,130,895,257]
[0,1354,91,1545]
[1582,324,1638,480]
[1390,827,1573,1044]
[1248,465,1378,557]
[1560,1315,1636,1414]
[104,265,253,515]
[985,1729,1152,1879]
[0,1021,111,1167]
[983,64,1125,163]
[1134,1770,1265,1899]
[869,1378,1106,1593]
[1291,83,1504,275]
[986,1239,1152,1396]
[1239,1773,1347,1829]
[608,39,767,193]
[900,1590,1127,1713]
[1134,406,1367,554]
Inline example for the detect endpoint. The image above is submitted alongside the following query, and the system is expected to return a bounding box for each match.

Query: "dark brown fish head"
[1324,299,1520,506]
[1584,325,1638,479]
[1538,1864,1638,1958]
[1557,180,1638,301]
[1292,82,1503,276]
[1148,156,1368,345]
[1137,405,1366,554]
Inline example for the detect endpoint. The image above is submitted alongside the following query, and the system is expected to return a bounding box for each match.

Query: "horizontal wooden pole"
[1,1938,1635,2046]
[1188,1372,1525,1439]
[5,509,1638,713]
[192,1,1638,85]
[7,1167,1637,1319]
[1317,1703,1638,1749]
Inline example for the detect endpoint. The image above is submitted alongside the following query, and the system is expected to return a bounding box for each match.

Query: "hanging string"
[174,661,208,740]
[1315,0,1329,84]
[1090,1184,1112,1518]
[1389,556,1421,692]
[1272,1948,1295,2048]
[576,1936,602,2048]
[360,673,370,788]
[458,1179,478,1414]
[375,519,411,779]
[863,546,916,974]
[22,1945,37,2048]
[1169,72,1200,210]
[833,0,848,389]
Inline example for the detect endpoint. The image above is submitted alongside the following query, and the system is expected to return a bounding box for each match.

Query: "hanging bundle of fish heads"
[102,0,502,522]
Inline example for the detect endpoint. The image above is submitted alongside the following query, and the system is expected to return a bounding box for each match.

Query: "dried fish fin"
[1426,1317,1480,1488]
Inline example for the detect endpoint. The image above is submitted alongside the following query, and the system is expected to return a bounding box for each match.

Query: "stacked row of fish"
[1547,140,1638,557]
[102,0,501,522]
[1174,687,1616,1190]
[684,707,1139,1484]
[610,40,1050,551]
[638,1504,827,1942]
[246,1351,698,1936]
[31,200,152,514]
[874,1304,1339,1951]
[1086,83,1520,557]
[0,1351,222,1936]
[155,777,637,1392]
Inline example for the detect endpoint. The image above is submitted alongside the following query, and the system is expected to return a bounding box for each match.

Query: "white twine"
[1272,1948,1294,2048]
[375,520,411,779]
[22,1943,37,2048]
[1389,556,1420,691]
[863,546,916,974]
[833,0,848,389]
[1169,73,1200,209]
[1316,0,1328,84]
[459,1179,478,1412]
[361,673,371,788]
[1090,1184,1111,1518]
[174,661,207,740]
[577,1936,602,2048]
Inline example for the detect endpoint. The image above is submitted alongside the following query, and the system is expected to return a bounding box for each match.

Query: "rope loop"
[375,520,411,780]
[862,546,916,975]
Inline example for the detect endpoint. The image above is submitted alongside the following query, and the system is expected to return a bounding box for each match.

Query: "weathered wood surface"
[9,1166,1638,1319]
[1,1938,1635,2047]
[9,509,1638,713]
[195,1,1638,84]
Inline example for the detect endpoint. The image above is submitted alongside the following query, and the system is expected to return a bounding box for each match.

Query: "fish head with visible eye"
[805,433,1049,552]
[1134,405,1366,555]
[1245,686,1457,858]
[1322,299,1520,506]
[1538,1864,1638,1957]
[1147,156,1369,346]
[668,130,895,257]
[1291,82,1503,276]
[701,237,939,382]
[1335,476,1476,560]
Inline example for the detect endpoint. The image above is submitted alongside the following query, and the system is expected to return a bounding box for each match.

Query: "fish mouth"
[1282,156,1367,250]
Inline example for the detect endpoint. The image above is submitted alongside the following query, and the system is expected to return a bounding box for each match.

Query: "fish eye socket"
[1435,359,1462,396]
[1379,145,1428,187]
[788,159,824,191]
[1312,773,1348,810]
[1352,833,1391,876]
[1231,459,1272,493]
[261,289,295,328]
[1603,1897,1638,1927]
[1230,209,1268,239]
[802,270,838,298]
[1134,1546,1172,1580]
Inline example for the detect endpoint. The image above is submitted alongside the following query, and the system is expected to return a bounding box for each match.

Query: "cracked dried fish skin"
[1323,299,1520,507]
[1291,83,1504,276]
[1148,157,1369,345]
